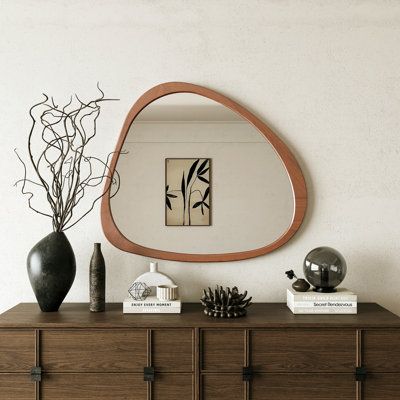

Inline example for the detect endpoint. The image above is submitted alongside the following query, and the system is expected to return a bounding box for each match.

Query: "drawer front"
[363,373,400,399]
[0,330,35,372]
[363,330,400,372]
[41,373,147,400]
[201,374,244,400]
[152,329,193,372]
[0,374,35,400]
[251,329,356,372]
[41,330,147,372]
[152,373,193,400]
[201,330,245,371]
[251,373,355,400]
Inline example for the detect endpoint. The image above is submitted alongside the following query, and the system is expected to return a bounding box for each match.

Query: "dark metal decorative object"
[128,282,151,301]
[285,269,310,292]
[27,232,76,312]
[303,247,347,293]
[200,285,252,318]
[89,243,106,312]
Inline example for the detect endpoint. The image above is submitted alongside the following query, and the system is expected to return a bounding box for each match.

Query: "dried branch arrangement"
[201,285,252,318]
[14,85,122,232]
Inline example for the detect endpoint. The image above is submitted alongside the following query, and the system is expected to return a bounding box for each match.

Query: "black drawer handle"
[31,366,42,382]
[243,366,253,381]
[144,366,155,382]
[355,366,367,382]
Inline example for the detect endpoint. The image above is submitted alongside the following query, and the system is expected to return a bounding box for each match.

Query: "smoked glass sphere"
[303,247,347,293]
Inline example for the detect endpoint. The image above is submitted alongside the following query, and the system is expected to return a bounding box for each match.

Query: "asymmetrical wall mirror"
[101,82,307,262]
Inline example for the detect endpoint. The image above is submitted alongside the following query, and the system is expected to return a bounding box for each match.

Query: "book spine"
[123,307,181,314]
[287,288,357,300]
[292,301,357,308]
[289,294,357,302]
[293,298,357,303]
[287,297,357,314]
[290,307,357,314]
[123,302,181,307]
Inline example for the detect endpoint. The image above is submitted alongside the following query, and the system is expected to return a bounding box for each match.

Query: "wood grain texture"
[41,373,147,400]
[251,329,356,372]
[152,373,194,400]
[100,81,307,262]
[41,330,147,372]
[201,374,244,400]
[363,330,400,372]
[194,328,200,400]
[151,329,194,372]
[0,330,35,372]
[251,374,356,400]
[201,330,245,371]
[356,330,362,400]
[0,374,35,400]
[362,373,400,399]
[2,303,399,329]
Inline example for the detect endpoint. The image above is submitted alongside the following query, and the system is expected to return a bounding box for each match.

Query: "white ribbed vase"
[157,285,179,301]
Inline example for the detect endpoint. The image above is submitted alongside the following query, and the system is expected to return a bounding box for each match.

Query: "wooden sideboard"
[1,303,400,400]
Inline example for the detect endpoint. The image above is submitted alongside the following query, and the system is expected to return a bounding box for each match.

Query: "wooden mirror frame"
[101,82,307,262]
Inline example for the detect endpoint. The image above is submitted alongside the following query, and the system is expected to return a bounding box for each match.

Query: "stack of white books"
[123,296,181,314]
[287,287,357,314]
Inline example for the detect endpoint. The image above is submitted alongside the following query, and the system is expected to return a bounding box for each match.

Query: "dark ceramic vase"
[27,232,76,312]
[292,278,310,292]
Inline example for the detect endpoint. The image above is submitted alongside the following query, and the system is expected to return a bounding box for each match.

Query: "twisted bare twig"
[15,85,122,232]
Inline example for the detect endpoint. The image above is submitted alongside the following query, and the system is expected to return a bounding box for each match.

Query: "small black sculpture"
[285,269,310,292]
[201,285,252,318]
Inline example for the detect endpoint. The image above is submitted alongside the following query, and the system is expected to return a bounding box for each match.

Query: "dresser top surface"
[0,303,399,329]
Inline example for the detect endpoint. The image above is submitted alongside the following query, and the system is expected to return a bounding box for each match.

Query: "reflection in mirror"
[110,93,295,254]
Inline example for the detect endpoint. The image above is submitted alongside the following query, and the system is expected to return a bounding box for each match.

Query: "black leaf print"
[186,159,200,186]
[196,159,208,175]
[203,187,210,201]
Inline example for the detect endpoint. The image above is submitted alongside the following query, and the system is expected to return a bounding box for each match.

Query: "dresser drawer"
[0,330,35,372]
[0,374,35,400]
[363,330,400,372]
[152,373,194,400]
[41,330,147,372]
[41,373,147,400]
[201,329,245,372]
[362,373,400,399]
[251,373,355,400]
[201,374,244,400]
[152,329,193,372]
[251,329,356,372]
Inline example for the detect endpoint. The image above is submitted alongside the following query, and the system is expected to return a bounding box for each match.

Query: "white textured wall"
[1,1,400,315]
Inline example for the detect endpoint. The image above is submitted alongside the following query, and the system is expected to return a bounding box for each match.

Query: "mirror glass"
[110,93,295,254]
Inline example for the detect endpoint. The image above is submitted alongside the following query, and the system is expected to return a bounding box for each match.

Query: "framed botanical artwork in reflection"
[165,158,211,226]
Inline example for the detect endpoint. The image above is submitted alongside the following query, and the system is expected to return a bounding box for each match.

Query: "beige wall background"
[1,1,400,315]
